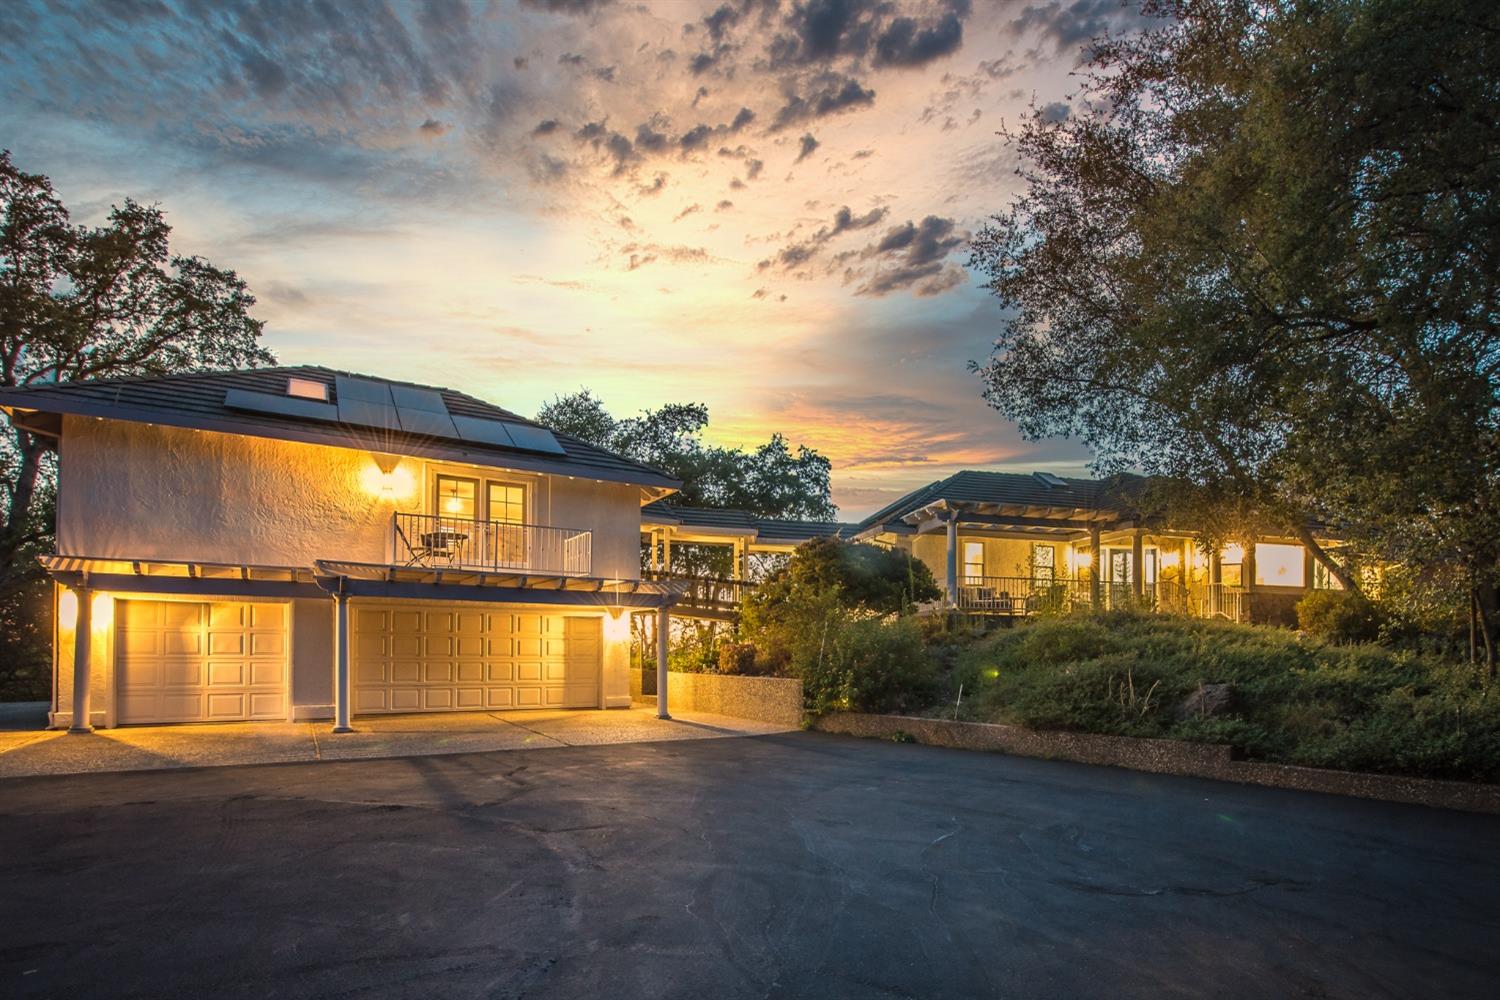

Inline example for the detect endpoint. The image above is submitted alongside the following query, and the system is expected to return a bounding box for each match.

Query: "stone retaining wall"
[641,673,803,728]
[813,713,1500,815]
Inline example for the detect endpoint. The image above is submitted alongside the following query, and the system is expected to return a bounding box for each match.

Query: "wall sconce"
[1072,551,1093,570]
[58,589,78,631]
[91,593,114,634]
[603,607,631,643]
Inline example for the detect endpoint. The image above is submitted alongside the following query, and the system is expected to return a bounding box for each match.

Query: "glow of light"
[360,461,415,500]
[1160,551,1181,568]
[1073,551,1093,570]
[603,608,631,643]
[1221,543,1245,564]
[58,589,78,630]
[91,593,114,634]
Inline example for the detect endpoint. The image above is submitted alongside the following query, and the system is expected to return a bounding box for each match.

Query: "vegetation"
[1296,590,1382,645]
[969,0,1500,669]
[937,613,1500,783]
[736,539,942,714]
[1,151,273,699]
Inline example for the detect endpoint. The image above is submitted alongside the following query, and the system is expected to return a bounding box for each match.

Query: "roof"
[853,470,1147,536]
[642,502,856,546]
[0,365,679,492]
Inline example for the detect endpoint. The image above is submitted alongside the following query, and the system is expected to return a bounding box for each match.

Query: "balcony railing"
[643,570,746,613]
[1192,582,1248,622]
[955,576,1091,615]
[393,512,592,577]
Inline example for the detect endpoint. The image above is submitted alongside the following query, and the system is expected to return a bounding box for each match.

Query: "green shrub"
[799,614,937,715]
[1297,589,1383,643]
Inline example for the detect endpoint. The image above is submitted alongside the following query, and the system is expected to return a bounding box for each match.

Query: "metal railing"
[954,576,1091,615]
[643,570,746,611]
[393,512,592,577]
[1192,583,1248,622]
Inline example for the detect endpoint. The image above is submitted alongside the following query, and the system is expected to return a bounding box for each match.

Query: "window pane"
[962,541,984,581]
[1255,543,1305,588]
[436,476,476,519]
[1032,543,1055,581]
[487,482,525,524]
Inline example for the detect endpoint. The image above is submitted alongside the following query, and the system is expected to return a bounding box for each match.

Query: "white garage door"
[352,604,601,714]
[116,600,288,724]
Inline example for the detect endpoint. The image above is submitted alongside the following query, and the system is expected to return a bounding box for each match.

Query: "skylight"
[287,377,328,401]
[1034,472,1068,488]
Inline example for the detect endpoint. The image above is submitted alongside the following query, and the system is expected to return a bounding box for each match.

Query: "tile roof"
[853,470,1147,534]
[641,502,856,544]
[0,365,679,491]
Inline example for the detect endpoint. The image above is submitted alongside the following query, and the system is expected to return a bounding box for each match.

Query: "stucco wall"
[912,533,1064,584]
[56,416,643,577]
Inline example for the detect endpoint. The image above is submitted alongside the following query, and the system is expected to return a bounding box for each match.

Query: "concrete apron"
[0,706,794,779]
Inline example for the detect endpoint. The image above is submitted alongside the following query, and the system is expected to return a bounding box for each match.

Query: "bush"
[800,614,937,715]
[1297,589,1383,643]
[745,537,940,618]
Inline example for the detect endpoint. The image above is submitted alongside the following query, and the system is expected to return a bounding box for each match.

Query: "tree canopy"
[969,0,1500,663]
[537,387,836,521]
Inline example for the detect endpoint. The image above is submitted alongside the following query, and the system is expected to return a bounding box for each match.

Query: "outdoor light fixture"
[1073,551,1094,570]
[603,606,631,643]
[91,593,114,634]
[57,589,78,630]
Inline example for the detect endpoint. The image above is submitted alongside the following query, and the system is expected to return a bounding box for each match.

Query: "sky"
[0,0,1152,518]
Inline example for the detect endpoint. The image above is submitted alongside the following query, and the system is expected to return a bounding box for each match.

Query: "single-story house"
[847,470,1339,624]
[0,366,688,732]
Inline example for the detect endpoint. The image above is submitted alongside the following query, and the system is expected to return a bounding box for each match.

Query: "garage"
[351,603,601,714]
[115,599,289,724]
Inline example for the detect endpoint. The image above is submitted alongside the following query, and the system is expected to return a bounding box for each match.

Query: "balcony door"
[433,474,529,570]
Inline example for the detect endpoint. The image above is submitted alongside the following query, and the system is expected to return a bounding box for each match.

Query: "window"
[962,541,984,582]
[1254,543,1305,588]
[487,482,526,524]
[1313,560,1344,591]
[1031,543,1055,583]
[1219,544,1244,587]
[286,376,327,401]
[435,475,477,520]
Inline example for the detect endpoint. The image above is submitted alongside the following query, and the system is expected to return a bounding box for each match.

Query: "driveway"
[2,733,1497,999]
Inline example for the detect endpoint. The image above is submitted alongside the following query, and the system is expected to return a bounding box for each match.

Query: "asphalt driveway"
[2,732,1497,999]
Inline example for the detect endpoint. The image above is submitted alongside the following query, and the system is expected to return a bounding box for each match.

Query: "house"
[0,366,687,732]
[847,470,1338,624]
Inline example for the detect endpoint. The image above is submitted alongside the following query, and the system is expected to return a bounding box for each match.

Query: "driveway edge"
[812,712,1500,815]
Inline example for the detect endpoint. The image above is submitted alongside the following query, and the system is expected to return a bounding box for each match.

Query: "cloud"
[795,133,820,163]
[873,11,965,68]
[1007,0,1153,55]
[855,215,968,296]
[770,73,875,130]
[418,118,450,138]
[531,118,561,136]
[673,203,702,221]
[1038,100,1071,122]
[518,0,614,15]
[760,203,890,272]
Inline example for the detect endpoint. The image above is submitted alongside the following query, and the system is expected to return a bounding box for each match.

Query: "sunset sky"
[0,0,1153,517]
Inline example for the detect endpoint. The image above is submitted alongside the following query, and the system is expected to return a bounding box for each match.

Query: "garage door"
[116,600,288,724]
[352,605,601,714]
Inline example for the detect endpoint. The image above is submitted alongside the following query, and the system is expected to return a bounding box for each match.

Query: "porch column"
[731,540,744,581]
[332,589,353,733]
[1089,523,1102,612]
[1131,531,1144,600]
[944,515,958,609]
[1182,538,1193,604]
[1243,543,1257,593]
[68,585,94,734]
[662,532,672,575]
[656,605,671,720]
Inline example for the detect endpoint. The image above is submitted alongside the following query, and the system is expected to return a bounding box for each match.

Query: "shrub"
[1297,589,1383,643]
[801,614,937,715]
[745,537,940,618]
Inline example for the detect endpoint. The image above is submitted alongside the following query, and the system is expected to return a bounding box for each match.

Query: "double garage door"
[116,600,288,724]
[114,599,601,724]
[353,605,601,713]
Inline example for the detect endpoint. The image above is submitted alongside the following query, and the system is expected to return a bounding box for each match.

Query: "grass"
[931,611,1500,784]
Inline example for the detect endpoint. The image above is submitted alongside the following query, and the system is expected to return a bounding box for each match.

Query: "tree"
[969,1,1500,666]
[537,388,836,520]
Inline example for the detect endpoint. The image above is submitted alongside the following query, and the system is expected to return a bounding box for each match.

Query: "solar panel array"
[225,376,566,456]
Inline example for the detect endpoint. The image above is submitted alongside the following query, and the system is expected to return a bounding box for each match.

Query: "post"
[332,588,353,733]
[1089,523,1102,612]
[69,586,94,734]
[656,605,671,720]
[1131,531,1144,601]
[661,532,672,575]
[945,515,958,609]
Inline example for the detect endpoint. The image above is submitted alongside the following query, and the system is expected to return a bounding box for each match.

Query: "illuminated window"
[1031,543,1055,582]
[1219,544,1243,587]
[286,377,327,401]
[1255,543,1305,588]
[436,475,477,519]
[962,541,984,582]
[1313,560,1344,590]
[487,482,526,524]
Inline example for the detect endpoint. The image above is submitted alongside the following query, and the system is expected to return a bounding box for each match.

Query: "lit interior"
[1255,543,1306,588]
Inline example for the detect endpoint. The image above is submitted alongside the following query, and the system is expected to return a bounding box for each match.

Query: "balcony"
[954,576,1249,621]
[393,512,592,577]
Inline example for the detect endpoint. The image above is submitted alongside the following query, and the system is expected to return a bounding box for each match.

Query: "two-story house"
[0,366,682,732]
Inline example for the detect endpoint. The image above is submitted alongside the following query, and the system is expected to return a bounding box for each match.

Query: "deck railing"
[1192,583,1249,622]
[955,576,1092,615]
[643,570,746,612]
[393,512,592,577]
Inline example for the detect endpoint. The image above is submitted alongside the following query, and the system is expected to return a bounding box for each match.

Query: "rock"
[1176,682,1235,721]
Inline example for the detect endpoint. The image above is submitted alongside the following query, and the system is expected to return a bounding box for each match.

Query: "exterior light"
[91,593,114,634]
[603,608,631,643]
[1073,551,1093,570]
[58,589,78,630]
[381,471,396,495]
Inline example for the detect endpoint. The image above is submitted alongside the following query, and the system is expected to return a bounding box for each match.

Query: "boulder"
[1176,682,1235,721]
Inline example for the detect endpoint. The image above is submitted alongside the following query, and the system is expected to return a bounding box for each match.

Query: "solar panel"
[334,376,393,404]
[396,407,460,438]
[334,376,400,432]
[451,415,517,449]
[390,384,447,413]
[503,422,566,455]
[224,388,340,423]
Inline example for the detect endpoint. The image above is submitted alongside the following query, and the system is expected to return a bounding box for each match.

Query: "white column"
[661,532,672,575]
[332,590,353,733]
[68,586,94,734]
[944,516,958,609]
[656,605,671,720]
[1089,523,1102,611]
[1131,531,1145,600]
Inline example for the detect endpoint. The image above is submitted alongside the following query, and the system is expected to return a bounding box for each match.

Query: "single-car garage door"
[352,604,601,714]
[116,600,288,724]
